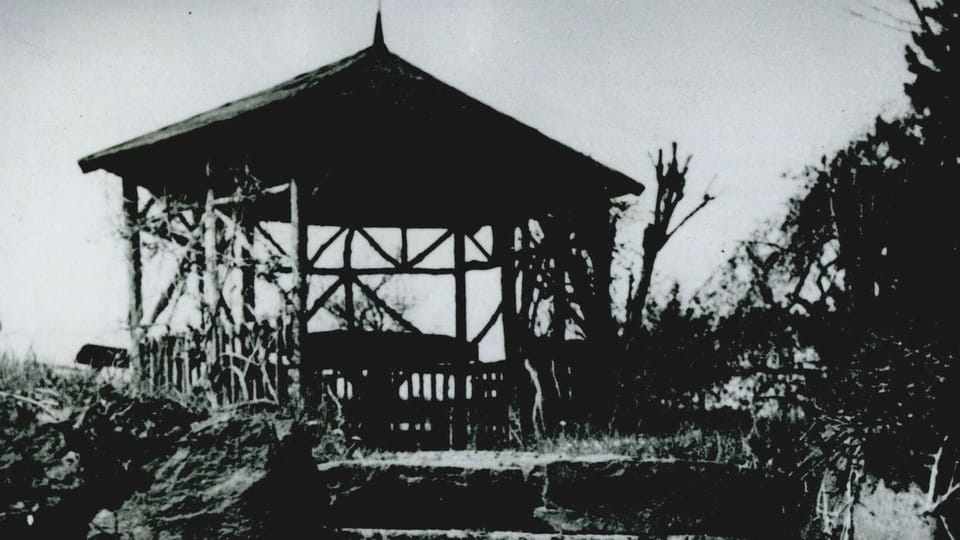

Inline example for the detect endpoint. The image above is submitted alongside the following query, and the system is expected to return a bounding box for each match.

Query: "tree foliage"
[691,1,960,534]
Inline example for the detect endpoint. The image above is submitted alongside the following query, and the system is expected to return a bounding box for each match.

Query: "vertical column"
[551,224,566,341]
[343,228,356,330]
[519,221,535,334]
[191,205,206,394]
[583,206,618,423]
[289,177,307,401]
[494,222,518,443]
[236,192,258,397]
[494,223,518,364]
[550,219,568,416]
[587,204,615,341]
[240,208,256,324]
[203,187,219,377]
[122,178,143,375]
[453,228,468,448]
[517,220,536,436]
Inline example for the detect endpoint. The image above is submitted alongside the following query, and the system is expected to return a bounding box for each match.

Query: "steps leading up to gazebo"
[319,451,801,539]
[333,529,741,539]
[93,413,801,539]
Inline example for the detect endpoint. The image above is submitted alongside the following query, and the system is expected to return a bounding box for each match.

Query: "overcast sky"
[0,0,914,362]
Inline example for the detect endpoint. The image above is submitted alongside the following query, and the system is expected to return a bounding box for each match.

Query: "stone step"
[99,414,798,539]
[317,451,801,539]
[334,528,746,540]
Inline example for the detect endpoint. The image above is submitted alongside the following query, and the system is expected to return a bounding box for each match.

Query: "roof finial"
[373,3,386,50]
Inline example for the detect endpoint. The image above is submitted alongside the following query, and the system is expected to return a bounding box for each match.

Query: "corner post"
[494,222,518,365]
[453,227,468,448]
[237,187,256,324]
[494,222,518,444]
[235,184,258,396]
[122,178,143,377]
[203,187,219,382]
[343,228,356,330]
[517,220,536,436]
[289,177,307,401]
[550,217,568,427]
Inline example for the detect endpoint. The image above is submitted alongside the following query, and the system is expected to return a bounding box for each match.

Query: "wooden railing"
[138,326,512,448]
[300,331,511,449]
[138,320,293,406]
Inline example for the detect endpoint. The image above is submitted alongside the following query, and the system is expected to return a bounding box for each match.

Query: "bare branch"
[941,516,957,540]
[845,8,914,33]
[665,193,716,240]
[908,0,934,37]
[855,0,918,27]
[0,390,67,422]
[929,444,944,507]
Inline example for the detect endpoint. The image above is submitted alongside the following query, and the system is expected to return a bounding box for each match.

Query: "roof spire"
[373,4,386,50]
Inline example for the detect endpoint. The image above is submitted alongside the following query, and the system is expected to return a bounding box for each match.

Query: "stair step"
[334,528,747,540]
[317,451,800,538]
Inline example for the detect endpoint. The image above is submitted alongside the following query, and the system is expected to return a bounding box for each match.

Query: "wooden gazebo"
[79,13,643,448]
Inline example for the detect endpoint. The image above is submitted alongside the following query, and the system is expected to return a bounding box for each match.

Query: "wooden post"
[400,227,408,265]
[203,187,219,378]
[494,223,518,364]
[550,219,568,424]
[494,222,517,444]
[453,227,468,448]
[586,203,615,341]
[289,177,307,401]
[517,220,536,436]
[190,205,205,393]
[235,193,257,398]
[122,178,144,377]
[343,228,356,330]
[583,205,618,423]
[551,223,566,342]
[519,221,535,333]
[241,213,256,325]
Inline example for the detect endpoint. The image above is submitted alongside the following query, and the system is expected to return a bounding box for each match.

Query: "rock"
[88,509,117,538]
[332,529,645,539]
[316,452,800,538]
[1,388,199,540]
[109,411,324,540]
[318,458,547,532]
[538,459,801,538]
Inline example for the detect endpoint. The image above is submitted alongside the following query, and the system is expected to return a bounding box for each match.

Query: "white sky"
[0,0,913,362]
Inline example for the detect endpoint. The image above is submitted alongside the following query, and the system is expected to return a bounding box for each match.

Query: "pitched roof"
[79,16,642,225]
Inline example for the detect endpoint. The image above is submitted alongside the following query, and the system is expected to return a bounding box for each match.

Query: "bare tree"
[624,142,714,343]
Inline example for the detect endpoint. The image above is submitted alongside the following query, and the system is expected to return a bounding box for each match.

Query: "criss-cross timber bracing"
[78,13,643,449]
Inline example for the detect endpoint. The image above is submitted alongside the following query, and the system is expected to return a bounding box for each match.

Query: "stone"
[538,459,801,538]
[316,451,799,538]
[1,389,199,540]
[318,457,547,532]
[109,411,324,540]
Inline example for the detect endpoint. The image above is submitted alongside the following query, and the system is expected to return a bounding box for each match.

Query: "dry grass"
[519,422,756,466]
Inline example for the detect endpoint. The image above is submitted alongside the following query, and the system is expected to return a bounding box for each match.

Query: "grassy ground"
[519,424,755,465]
[0,353,759,465]
[0,352,100,427]
[0,354,939,539]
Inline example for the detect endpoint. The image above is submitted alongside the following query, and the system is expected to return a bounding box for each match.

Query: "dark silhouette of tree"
[632,284,722,420]
[624,143,714,342]
[698,2,960,534]
[608,143,715,431]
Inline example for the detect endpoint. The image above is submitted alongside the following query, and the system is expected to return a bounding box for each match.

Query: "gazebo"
[78,13,643,448]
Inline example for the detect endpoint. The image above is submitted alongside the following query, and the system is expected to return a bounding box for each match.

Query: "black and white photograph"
[1,1,957,538]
